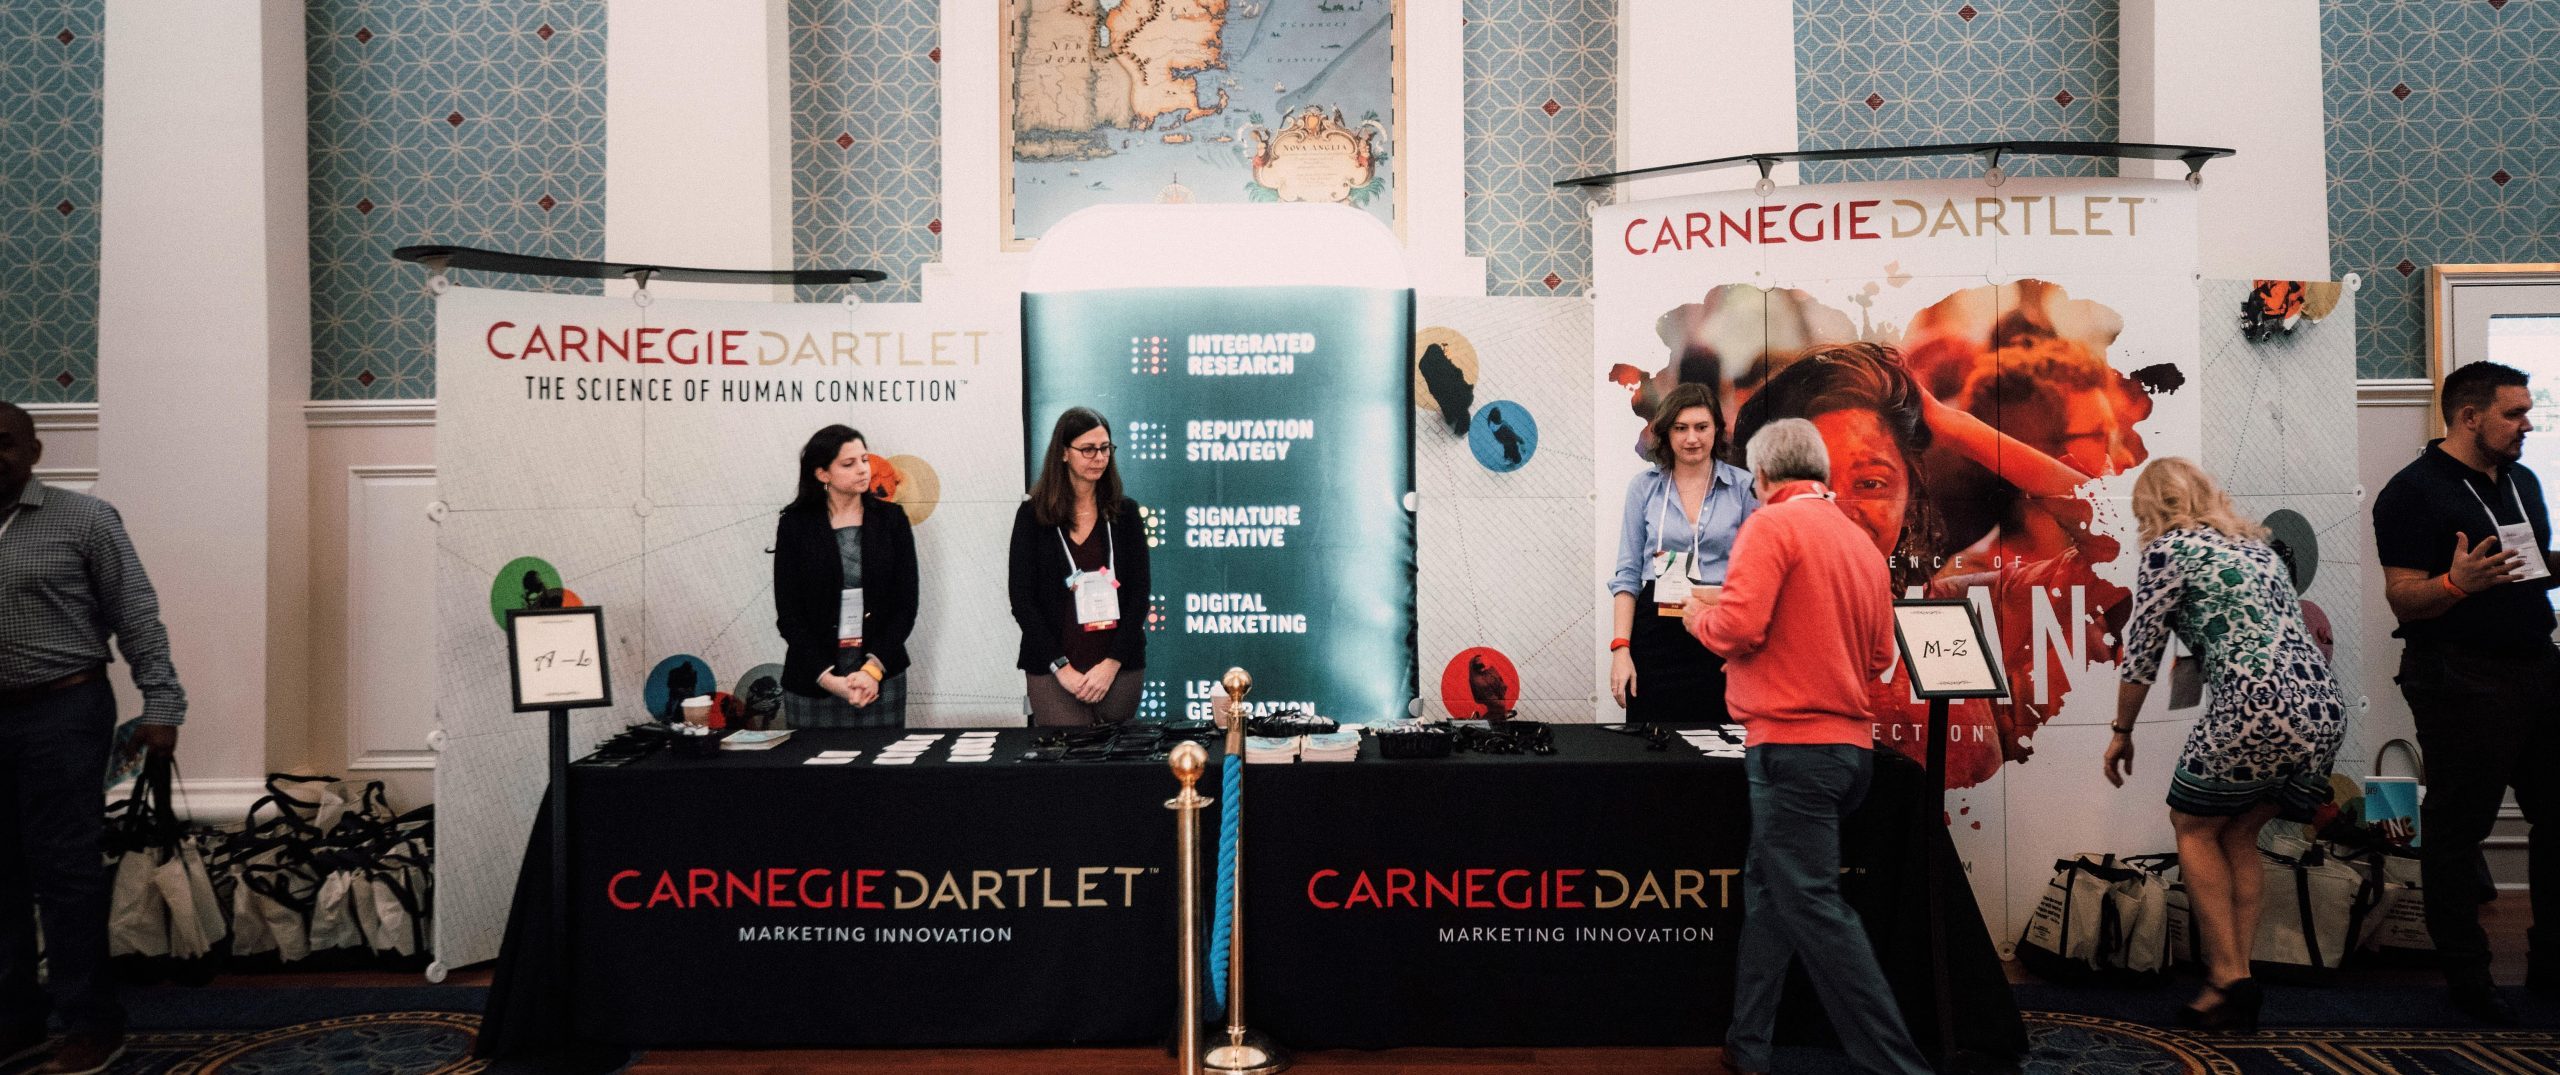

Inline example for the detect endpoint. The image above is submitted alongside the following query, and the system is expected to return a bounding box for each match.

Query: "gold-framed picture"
[998,0,1406,250]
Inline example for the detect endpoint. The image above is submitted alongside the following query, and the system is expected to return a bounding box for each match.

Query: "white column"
[2121,0,2328,280]
[97,0,312,797]
[605,0,793,301]
[936,0,1010,292]
[1398,0,1484,295]
[1616,0,1798,204]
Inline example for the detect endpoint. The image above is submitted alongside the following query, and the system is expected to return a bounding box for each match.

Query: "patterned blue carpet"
[2019,1012,2560,1075]
[7,1012,483,1075]
[10,985,2560,1073]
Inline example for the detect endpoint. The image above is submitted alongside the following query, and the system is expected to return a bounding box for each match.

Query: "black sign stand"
[1888,599,2008,1069]
[503,606,614,1040]
[548,706,573,1014]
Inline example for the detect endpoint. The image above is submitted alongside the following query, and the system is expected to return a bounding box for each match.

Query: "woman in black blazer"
[1008,407,1150,726]
[774,424,919,728]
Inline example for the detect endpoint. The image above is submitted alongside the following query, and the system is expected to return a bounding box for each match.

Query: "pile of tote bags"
[104,757,433,983]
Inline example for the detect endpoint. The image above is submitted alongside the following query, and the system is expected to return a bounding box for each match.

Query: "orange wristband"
[2442,573,2469,598]
[1608,637,1632,652]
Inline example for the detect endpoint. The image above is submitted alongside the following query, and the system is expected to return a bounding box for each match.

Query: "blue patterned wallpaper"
[1462,0,1616,298]
[0,3,101,405]
[2324,0,2558,381]
[308,0,606,401]
[790,0,939,304]
[1794,0,2117,184]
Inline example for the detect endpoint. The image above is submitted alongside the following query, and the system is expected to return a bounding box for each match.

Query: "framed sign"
[1890,599,2007,700]
[506,606,612,712]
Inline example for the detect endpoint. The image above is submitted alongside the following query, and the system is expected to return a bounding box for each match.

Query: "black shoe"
[2174,978,2263,1034]
[0,1025,47,1070]
[28,1032,118,1075]
[2530,957,2560,994]
[2451,981,2521,1025]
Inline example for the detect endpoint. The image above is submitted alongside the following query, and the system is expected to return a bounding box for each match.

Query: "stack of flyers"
[1300,730,1360,762]
[874,733,942,765]
[1244,735,1301,764]
[949,731,1001,763]
[1676,725,1747,759]
[803,749,864,766]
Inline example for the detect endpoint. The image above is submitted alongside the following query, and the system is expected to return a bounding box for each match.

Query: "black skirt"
[1625,576,1731,728]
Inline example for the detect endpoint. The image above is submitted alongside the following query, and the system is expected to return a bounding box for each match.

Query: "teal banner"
[1023,286,1416,724]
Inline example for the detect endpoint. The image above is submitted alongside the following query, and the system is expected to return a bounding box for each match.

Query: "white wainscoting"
[33,466,97,493]
[346,465,440,770]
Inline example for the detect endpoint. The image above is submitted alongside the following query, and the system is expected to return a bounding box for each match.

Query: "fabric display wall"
[1412,297,1596,722]
[1019,205,1419,725]
[1589,177,2364,944]
[430,286,1022,967]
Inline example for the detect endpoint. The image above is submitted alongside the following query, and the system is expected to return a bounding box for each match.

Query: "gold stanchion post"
[1167,741,1211,1075]
[1205,668,1288,1075]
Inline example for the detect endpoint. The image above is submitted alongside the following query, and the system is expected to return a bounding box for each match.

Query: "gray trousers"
[1025,670,1142,727]
[1727,743,1929,1075]
[0,679,122,1037]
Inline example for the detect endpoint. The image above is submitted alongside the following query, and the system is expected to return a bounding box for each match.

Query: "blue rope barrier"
[1208,749,1241,1009]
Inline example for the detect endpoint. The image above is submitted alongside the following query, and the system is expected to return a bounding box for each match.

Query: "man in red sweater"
[1685,418,1929,1075]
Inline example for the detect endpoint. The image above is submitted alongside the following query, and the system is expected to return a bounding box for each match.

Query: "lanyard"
[1776,482,1834,505]
[2462,474,2531,531]
[1057,519,1116,586]
[1650,472,1709,567]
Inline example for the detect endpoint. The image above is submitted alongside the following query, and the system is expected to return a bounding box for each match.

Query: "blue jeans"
[0,678,122,1036]
[1727,744,1928,1075]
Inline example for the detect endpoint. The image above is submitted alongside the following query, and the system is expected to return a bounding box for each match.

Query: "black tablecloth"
[479,725,2023,1055]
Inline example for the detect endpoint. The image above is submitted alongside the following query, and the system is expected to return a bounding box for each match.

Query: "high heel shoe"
[2174,978,2262,1034]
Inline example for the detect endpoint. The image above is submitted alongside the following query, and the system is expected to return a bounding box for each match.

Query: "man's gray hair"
[1745,417,1830,485]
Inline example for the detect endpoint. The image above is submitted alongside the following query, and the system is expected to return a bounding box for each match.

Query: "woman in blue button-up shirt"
[1609,381,1756,726]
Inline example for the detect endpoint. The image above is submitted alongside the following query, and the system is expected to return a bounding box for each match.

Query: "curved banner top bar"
[1553,139,2237,189]
[394,244,888,286]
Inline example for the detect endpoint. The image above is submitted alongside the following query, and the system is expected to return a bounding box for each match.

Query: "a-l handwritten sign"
[507,606,613,712]
[1890,599,2008,700]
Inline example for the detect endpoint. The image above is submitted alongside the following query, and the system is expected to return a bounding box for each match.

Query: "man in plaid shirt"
[0,401,185,1075]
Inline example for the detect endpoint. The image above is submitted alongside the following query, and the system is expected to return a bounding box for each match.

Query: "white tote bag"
[107,848,169,958]
[308,869,367,954]
[2254,847,2369,972]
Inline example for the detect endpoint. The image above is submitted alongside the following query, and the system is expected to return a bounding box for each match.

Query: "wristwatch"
[1050,656,1072,673]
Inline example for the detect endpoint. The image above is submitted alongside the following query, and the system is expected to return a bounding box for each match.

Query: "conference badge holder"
[1072,567,1120,631]
[2466,479,2551,583]
[1652,551,1693,615]
[2497,520,2551,584]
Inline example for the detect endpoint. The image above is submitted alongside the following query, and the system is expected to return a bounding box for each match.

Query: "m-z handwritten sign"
[1890,599,2008,700]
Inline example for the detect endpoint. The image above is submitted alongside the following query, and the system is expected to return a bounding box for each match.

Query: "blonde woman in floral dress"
[2106,457,2344,1033]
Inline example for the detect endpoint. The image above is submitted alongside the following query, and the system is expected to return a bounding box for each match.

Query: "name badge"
[1653,551,1694,615]
[1072,568,1120,631]
[837,587,864,647]
[2497,522,2552,582]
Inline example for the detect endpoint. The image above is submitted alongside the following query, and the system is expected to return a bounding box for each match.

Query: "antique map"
[1005,0,1399,244]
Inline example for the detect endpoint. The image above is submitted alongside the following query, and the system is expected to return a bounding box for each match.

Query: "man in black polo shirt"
[2375,360,2560,1024]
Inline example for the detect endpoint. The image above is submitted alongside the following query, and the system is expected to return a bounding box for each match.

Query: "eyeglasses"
[1070,444,1116,458]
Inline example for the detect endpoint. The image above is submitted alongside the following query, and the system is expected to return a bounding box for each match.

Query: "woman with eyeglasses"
[1009,407,1152,726]
[773,424,918,728]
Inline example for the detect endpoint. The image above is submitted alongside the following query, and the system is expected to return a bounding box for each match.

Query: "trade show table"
[479,724,2023,1055]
